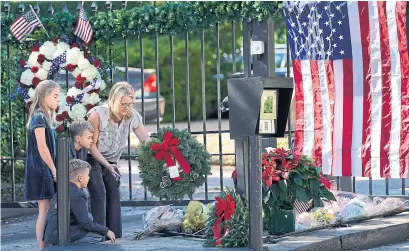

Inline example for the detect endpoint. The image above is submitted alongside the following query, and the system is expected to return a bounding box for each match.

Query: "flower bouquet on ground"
[262,148,336,235]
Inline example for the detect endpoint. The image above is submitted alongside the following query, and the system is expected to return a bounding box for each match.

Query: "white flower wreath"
[18,38,106,132]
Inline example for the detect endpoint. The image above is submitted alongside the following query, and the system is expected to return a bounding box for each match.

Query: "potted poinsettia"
[262,148,335,235]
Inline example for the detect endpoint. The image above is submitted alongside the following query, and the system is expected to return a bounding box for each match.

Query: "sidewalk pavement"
[2,204,408,251]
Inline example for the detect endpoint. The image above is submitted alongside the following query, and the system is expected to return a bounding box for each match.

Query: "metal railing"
[1,1,408,209]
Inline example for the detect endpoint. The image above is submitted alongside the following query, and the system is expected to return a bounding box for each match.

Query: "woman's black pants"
[87,162,122,238]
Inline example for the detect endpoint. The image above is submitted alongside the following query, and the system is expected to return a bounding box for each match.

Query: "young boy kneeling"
[44,159,116,245]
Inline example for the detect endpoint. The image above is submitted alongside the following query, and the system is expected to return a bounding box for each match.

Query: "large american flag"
[10,10,41,42]
[73,8,93,44]
[284,1,409,178]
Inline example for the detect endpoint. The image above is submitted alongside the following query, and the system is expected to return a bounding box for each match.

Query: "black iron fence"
[1,1,408,208]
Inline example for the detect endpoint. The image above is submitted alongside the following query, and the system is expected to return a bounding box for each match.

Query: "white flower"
[20,69,34,86]
[99,80,106,91]
[68,104,87,120]
[66,47,84,65]
[77,58,91,70]
[71,67,82,78]
[42,61,52,71]
[81,65,98,81]
[83,92,101,105]
[56,42,69,54]
[66,87,82,98]
[28,52,41,68]
[28,88,36,99]
[39,41,56,60]
[35,68,48,80]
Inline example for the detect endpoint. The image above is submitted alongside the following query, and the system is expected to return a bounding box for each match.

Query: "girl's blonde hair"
[108,82,135,120]
[27,80,60,128]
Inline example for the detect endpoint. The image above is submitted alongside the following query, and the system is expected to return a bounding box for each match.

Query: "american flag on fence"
[283,1,409,178]
[73,8,93,43]
[10,10,41,42]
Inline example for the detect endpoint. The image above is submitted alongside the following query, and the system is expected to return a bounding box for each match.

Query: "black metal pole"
[57,137,70,245]
[248,135,263,250]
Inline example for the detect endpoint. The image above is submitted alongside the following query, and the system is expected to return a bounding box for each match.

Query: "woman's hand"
[51,168,57,182]
[107,164,121,180]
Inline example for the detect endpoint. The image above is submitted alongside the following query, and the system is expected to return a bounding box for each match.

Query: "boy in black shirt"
[44,159,115,245]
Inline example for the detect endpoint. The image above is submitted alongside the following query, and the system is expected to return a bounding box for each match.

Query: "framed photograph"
[259,89,278,134]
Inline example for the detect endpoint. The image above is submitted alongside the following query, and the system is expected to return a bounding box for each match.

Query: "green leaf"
[296,189,310,202]
[313,196,324,208]
[279,180,287,192]
[320,187,336,201]
[315,167,321,176]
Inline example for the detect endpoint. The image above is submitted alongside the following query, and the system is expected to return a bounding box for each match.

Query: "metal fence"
[1,1,408,208]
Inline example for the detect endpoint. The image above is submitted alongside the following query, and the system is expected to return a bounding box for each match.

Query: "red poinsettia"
[31,66,39,73]
[262,166,280,188]
[19,59,26,67]
[37,54,45,64]
[32,45,40,52]
[32,77,41,87]
[66,64,76,72]
[213,194,236,245]
[319,173,331,189]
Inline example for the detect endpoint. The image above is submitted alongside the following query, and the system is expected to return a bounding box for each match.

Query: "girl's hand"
[51,168,57,182]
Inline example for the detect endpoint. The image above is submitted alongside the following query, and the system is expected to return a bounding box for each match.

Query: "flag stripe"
[348,2,364,177]
[342,59,353,176]
[369,2,382,178]
[311,61,323,167]
[293,60,305,156]
[378,2,392,178]
[333,60,344,176]
[301,60,315,157]
[325,61,335,175]
[396,1,409,178]
[319,60,333,175]
[386,1,401,178]
[358,1,373,177]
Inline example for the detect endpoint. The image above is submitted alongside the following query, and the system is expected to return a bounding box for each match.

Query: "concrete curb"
[1,208,37,220]
[265,212,409,251]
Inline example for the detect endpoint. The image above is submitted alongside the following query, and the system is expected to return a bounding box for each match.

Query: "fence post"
[57,137,70,245]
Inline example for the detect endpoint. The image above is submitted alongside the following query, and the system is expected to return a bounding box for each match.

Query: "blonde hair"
[27,80,60,128]
[108,82,135,120]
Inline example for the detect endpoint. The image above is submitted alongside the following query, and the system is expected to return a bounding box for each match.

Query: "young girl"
[24,80,60,250]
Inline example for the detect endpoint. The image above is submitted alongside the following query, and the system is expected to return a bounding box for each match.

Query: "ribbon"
[213,194,235,245]
[151,131,191,181]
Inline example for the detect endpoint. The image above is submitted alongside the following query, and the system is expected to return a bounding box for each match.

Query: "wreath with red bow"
[138,127,211,200]
[203,189,249,248]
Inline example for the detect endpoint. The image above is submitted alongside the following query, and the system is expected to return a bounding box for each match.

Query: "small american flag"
[73,8,93,44]
[10,10,41,42]
[284,1,409,178]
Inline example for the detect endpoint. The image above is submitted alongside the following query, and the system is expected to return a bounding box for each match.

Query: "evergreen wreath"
[138,127,211,200]
[203,189,249,248]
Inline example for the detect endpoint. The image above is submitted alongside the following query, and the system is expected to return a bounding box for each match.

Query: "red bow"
[213,194,236,245]
[151,132,191,181]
